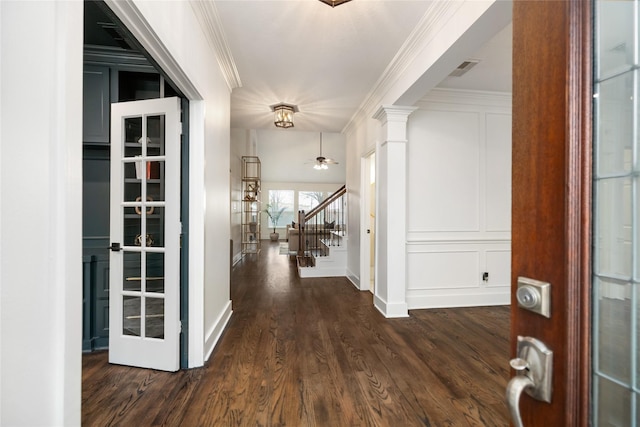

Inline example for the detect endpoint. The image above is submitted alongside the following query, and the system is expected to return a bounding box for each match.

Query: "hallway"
[82,241,510,426]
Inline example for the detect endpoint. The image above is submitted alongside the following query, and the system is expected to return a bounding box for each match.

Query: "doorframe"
[360,149,376,293]
[567,1,593,421]
[104,0,206,368]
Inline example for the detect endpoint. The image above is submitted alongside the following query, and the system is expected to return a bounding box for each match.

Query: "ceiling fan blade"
[323,158,339,164]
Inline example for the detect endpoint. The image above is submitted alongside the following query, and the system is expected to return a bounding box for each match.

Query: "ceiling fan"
[307,133,338,170]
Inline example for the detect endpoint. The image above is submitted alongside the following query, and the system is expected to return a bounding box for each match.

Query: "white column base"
[374,295,409,318]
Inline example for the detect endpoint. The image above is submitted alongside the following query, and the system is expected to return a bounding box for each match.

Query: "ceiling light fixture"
[310,133,338,170]
[270,103,298,128]
[319,0,352,7]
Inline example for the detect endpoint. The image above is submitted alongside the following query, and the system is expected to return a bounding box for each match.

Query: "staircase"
[296,185,347,278]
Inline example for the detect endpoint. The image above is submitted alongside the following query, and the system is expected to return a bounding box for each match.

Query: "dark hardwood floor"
[82,241,510,426]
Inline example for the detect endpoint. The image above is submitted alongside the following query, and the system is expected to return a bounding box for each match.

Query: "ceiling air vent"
[449,59,480,77]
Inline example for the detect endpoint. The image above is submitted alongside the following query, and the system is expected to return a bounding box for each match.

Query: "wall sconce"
[270,103,298,128]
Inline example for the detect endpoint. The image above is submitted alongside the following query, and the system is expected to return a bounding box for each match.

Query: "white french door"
[109,97,181,372]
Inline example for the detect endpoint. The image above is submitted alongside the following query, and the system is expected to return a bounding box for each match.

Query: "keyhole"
[517,286,539,308]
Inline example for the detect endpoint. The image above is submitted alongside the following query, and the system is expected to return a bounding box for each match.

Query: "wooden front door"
[510,0,592,425]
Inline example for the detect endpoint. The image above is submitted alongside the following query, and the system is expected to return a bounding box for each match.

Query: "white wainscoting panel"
[408,109,480,233]
[406,241,511,309]
[408,250,480,290]
[485,113,512,232]
[485,249,511,288]
[407,287,511,309]
[405,89,512,310]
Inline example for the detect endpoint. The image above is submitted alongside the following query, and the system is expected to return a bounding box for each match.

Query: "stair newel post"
[297,210,305,258]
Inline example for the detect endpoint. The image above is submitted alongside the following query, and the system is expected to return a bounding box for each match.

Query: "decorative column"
[372,105,417,318]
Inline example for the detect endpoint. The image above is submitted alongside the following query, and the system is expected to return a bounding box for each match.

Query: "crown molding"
[417,88,512,109]
[104,0,202,100]
[343,1,461,134]
[190,0,242,91]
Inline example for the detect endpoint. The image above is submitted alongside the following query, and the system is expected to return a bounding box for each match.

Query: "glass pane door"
[122,114,166,339]
[593,1,640,424]
[109,97,181,372]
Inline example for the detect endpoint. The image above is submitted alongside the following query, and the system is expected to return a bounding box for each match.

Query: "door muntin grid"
[121,114,166,340]
[593,1,640,425]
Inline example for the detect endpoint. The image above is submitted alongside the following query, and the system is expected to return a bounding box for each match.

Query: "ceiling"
[85,0,512,135]
[214,0,512,133]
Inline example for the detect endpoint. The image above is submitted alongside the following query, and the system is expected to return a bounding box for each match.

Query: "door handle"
[506,336,553,427]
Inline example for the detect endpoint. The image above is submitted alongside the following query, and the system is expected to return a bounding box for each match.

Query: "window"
[267,190,294,228]
[299,191,327,222]
[298,191,325,212]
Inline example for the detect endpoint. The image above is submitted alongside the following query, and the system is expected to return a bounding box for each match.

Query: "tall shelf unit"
[241,156,261,254]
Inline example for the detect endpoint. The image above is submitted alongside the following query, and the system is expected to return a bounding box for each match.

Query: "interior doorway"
[82,0,190,367]
[361,151,376,293]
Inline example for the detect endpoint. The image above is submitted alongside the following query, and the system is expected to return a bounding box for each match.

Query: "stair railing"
[297,185,346,259]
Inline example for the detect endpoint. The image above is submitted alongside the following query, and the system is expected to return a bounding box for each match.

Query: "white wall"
[0,1,236,423]
[257,129,345,183]
[343,1,512,315]
[406,89,511,308]
[1,2,83,425]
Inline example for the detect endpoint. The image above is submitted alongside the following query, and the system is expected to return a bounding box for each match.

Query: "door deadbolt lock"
[516,277,551,318]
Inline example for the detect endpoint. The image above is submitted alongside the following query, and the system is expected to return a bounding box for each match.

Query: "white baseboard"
[374,294,409,318]
[407,290,510,309]
[346,272,361,290]
[204,300,233,362]
[232,252,243,266]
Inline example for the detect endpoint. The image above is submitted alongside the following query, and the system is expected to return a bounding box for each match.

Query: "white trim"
[406,237,511,245]
[188,101,206,368]
[189,0,241,91]
[343,1,460,134]
[108,97,182,372]
[407,290,510,310]
[346,272,361,290]
[297,266,347,278]
[359,155,370,292]
[417,88,512,109]
[359,150,376,293]
[0,0,3,414]
[232,252,244,267]
[56,2,84,422]
[374,295,410,318]
[373,105,419,125]
[204,301,233,362]
[104,0,202,100]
